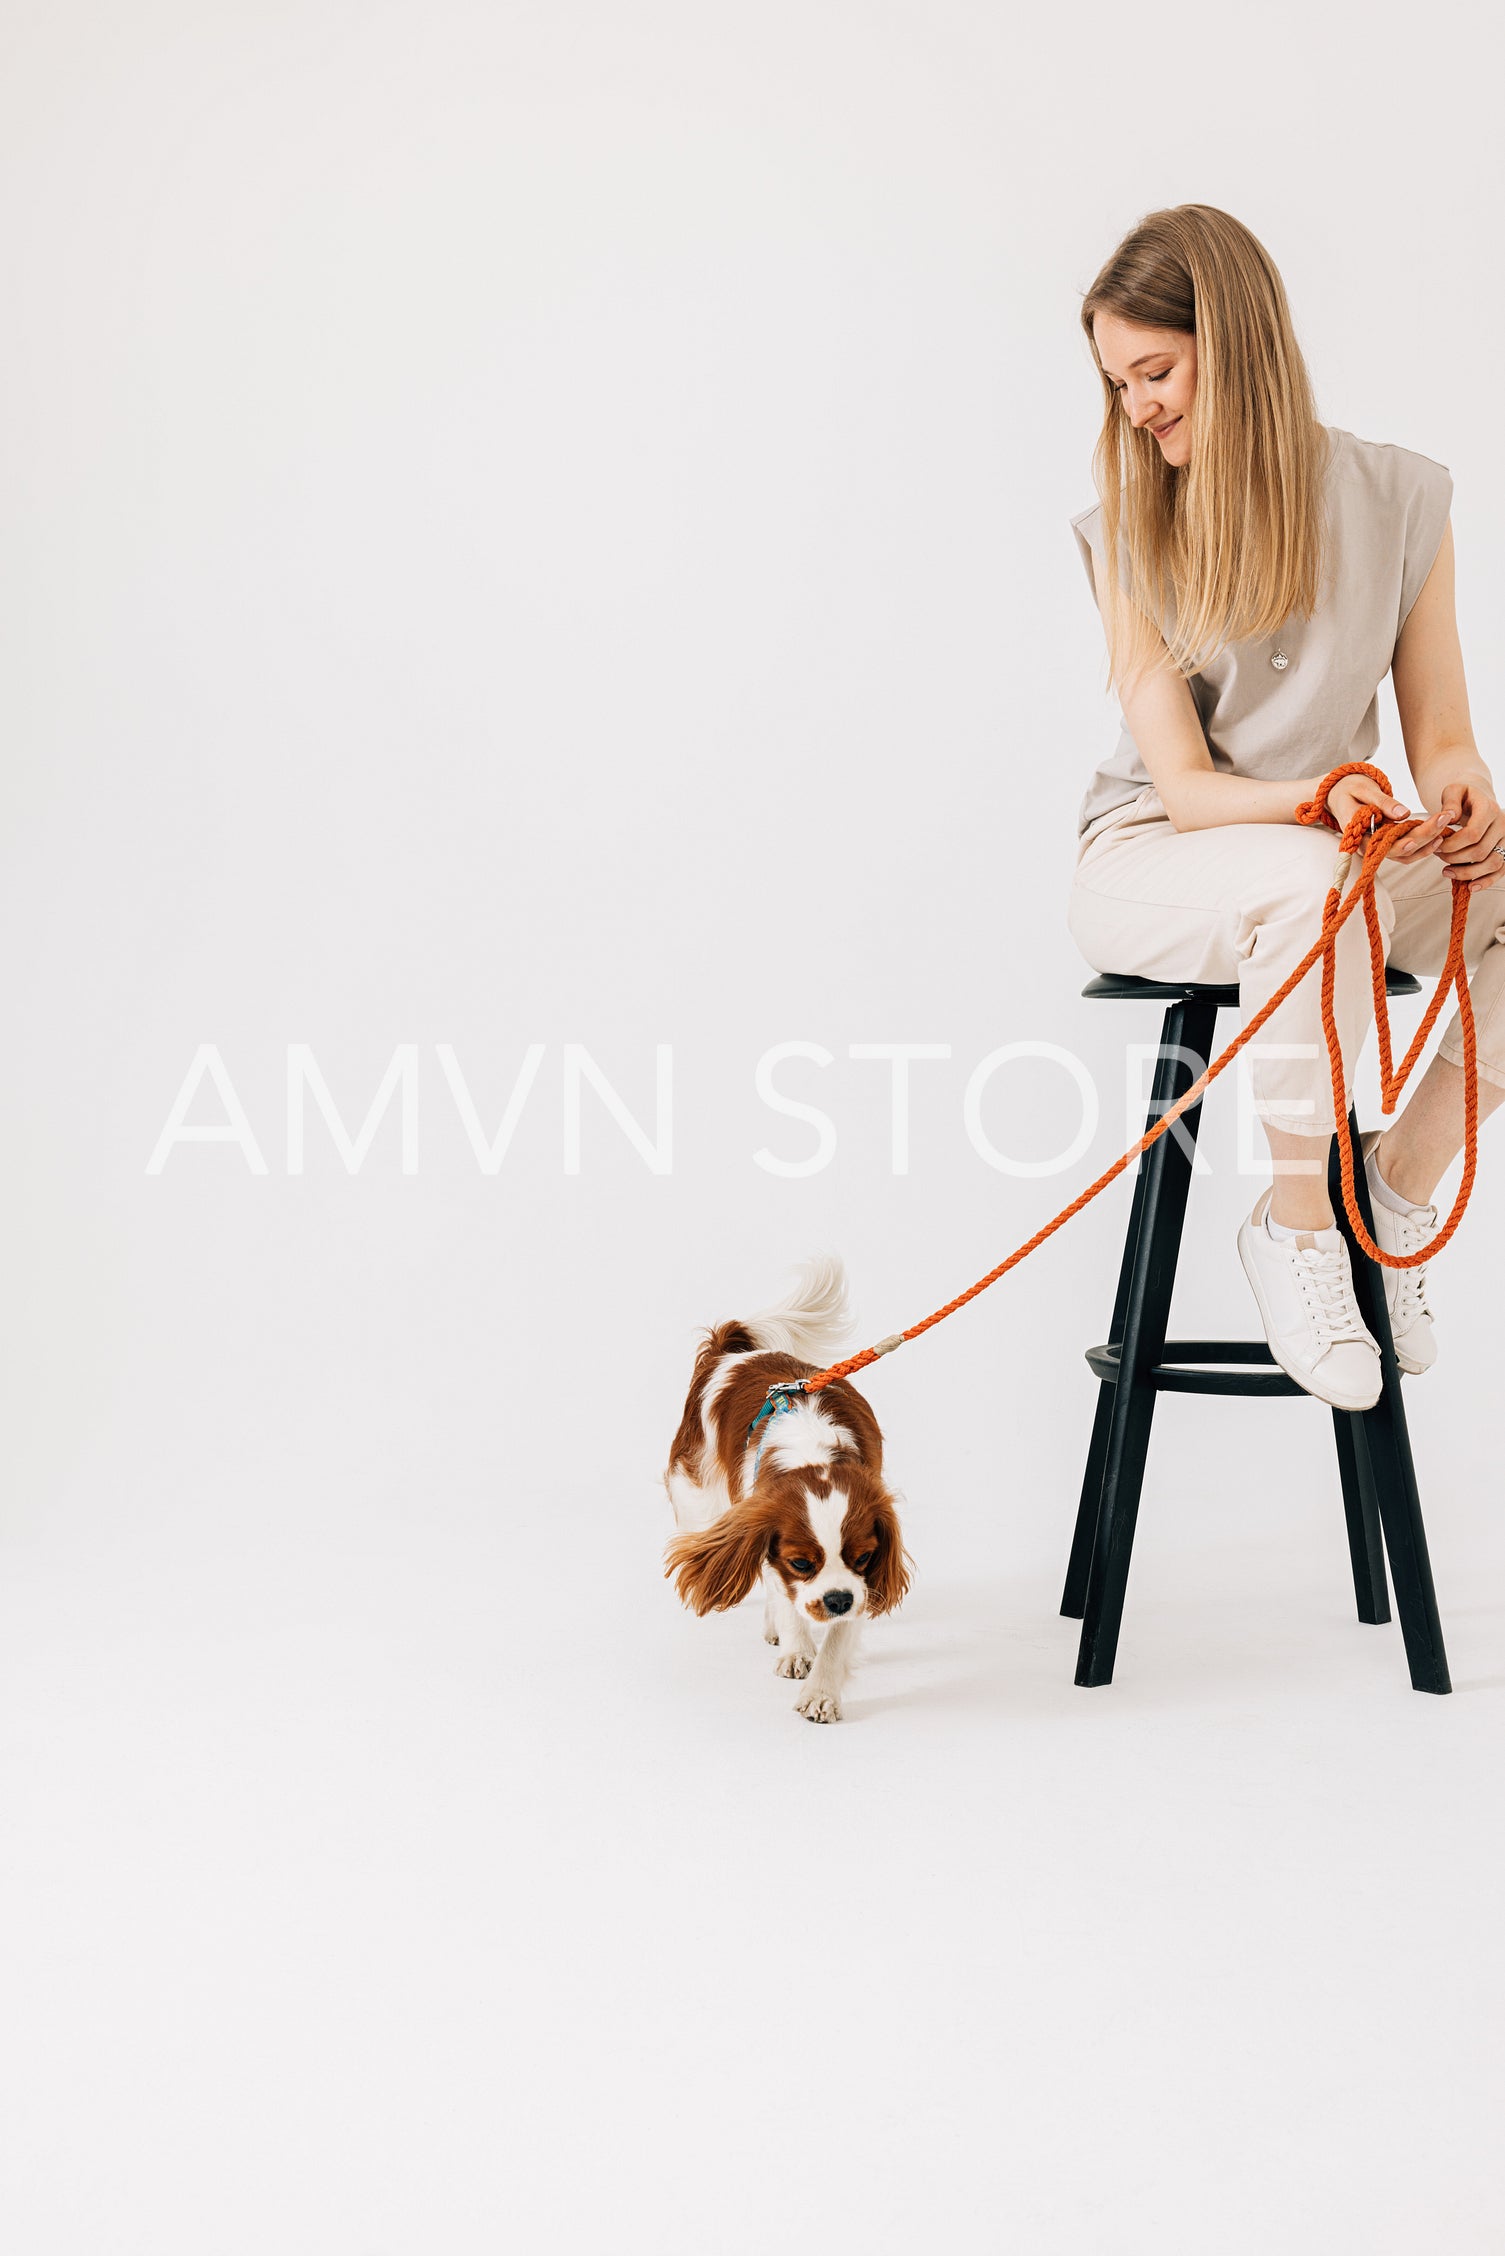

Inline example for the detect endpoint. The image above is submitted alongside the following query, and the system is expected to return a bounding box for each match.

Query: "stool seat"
[1064,974,1449,1696]
[1081,967,1421,1006]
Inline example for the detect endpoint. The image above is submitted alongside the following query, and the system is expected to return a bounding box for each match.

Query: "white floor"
[4,1378,1502,2253]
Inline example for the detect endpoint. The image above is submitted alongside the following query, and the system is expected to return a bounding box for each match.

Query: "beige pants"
[1067,788,1505,1135]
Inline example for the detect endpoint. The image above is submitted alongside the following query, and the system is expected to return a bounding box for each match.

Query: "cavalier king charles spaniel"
[663,1256,910,1723]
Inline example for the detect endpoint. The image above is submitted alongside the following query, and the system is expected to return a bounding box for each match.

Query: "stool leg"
[1075,999,1218,1687]
[1331,1407,1390,1624]
[1064,1015,1208,1614]
[1061,1148,1151,1618]
[1328,1114,1451,1694]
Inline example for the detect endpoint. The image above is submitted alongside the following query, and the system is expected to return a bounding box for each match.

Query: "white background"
[4,2,1503,2248]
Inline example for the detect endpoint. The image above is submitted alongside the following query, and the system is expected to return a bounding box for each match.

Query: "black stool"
[1063,970,1450,1696]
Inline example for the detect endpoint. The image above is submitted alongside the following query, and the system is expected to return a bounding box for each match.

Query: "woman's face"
[1091,313,1196,468]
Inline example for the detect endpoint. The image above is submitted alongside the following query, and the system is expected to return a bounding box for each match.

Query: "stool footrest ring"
[1082,1338,1384,1398]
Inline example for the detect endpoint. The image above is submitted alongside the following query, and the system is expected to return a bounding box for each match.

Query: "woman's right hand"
[1321,772,1458,861]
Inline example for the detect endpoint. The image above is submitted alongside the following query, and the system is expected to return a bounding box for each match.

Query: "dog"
[663,1255,911,1722]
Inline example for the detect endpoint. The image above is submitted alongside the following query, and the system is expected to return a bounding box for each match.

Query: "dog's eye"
[789,1556,815,1574]
[854,1550,875,1572]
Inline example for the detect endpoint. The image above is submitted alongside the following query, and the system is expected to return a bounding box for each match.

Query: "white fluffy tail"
[743,1253,855,1364]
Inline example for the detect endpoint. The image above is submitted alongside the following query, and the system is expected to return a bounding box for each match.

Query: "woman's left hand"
[1417,779,1505,889]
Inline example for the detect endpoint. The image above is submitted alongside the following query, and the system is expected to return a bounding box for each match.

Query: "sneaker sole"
[1236,1222,1383,1413]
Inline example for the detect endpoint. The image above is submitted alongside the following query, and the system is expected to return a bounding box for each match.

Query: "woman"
[1066,204,1505,1413]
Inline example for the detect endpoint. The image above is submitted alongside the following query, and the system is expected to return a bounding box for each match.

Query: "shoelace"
[1289,1242,1374,1353]
[1387,1206,1437,1329]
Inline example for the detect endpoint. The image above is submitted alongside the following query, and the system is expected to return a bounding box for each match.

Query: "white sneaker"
[1236,1188,1383,1411]
[1359,1129,1439,1375]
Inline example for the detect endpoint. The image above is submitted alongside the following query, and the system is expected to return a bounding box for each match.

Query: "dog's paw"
[795,1689,842,1723]
[775,1651,812,1680]
[763,1627,780,1646]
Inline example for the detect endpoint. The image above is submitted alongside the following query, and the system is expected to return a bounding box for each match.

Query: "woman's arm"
[1086,544,1325,832]
[1390,519,1503,884]
[1392,521,1488,794]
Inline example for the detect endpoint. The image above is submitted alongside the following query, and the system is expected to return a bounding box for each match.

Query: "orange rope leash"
[802,760,1479,1396]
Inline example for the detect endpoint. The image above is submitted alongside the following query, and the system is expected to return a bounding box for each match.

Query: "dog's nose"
[821,1589,854,1616]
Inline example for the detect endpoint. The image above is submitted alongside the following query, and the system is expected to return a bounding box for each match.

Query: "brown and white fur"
[663,1255,911,1723]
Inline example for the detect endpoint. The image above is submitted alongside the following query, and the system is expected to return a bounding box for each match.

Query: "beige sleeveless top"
[1070,425,1453,844]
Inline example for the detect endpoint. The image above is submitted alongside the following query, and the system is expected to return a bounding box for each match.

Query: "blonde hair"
[1079,204,1329,690]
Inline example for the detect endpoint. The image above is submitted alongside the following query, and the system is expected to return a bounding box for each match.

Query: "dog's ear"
[665,1498,778,1615]
[865,1490,913,1617]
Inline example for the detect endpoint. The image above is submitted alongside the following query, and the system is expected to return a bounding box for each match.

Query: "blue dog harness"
[746,1380,807,1480]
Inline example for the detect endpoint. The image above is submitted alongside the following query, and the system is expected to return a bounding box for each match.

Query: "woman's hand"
[1415,777,1505,889]
[1323,771,1413,836]
[1322,771,1505,889]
